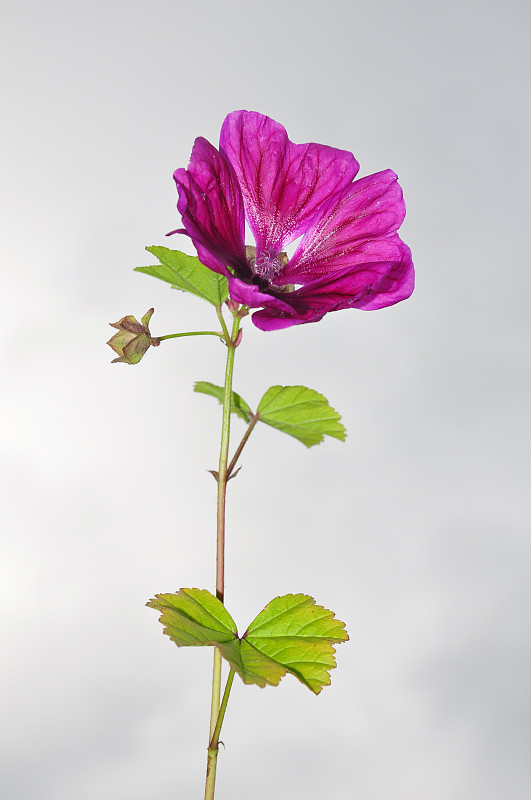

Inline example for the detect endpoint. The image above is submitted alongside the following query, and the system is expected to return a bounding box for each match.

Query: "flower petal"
[173,137,249,277]
[227,275,294,314]
[251,243,414,331]
[283,170,406,283]
[352,244,415,310]
[220,110,359,254]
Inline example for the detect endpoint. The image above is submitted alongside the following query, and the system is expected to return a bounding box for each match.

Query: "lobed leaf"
[146,588,237,646]
[148,589,348,694]
[194,381,252,423]
[135,246,229,306]
[217,638,287,688]
[256,385,346,447]
[245,594,349,693]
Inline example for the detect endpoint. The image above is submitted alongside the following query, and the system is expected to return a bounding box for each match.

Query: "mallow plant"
[108,109,414,799]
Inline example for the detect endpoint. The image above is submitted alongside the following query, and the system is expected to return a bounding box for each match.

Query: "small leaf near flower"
[135,247,229,306]
[194,381,252,423]
[107,308,160,364]
[147,589,348,694]
[256,385,346,447]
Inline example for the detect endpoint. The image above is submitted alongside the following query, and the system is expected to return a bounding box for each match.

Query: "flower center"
[246,245,288,283]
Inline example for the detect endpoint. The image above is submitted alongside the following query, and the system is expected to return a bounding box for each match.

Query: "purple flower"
[173,111,414,331]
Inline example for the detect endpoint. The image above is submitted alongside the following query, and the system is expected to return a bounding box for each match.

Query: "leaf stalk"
[227,414,259,478]
[157,331,224,341]
[204,669,235,800]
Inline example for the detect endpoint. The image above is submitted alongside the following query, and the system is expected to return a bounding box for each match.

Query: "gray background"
[1,1,530,798]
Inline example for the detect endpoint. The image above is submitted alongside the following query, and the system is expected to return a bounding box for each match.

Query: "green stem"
[204,309,241,800]
[215,312,241,602]
[204,670,235,800]
[216,306,232,345]
[157,331,223,341]
[208,648,223,740]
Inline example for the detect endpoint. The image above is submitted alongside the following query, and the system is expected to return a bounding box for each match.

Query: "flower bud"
[225,298,240,314]
[107,308,160,364]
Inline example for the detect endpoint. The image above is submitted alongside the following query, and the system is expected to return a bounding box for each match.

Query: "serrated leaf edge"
[138,246,229,305]
[256,385,347,445]
[148,590,348,693]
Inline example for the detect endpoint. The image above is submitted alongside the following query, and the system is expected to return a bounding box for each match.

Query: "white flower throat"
[246,245,289,282]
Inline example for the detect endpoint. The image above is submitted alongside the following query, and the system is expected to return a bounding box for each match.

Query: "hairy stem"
[204,309,241,800]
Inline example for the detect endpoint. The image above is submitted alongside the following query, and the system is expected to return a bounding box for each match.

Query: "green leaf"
[146,588,237,646]
[135,246,229,306]
[148,589,348,694]
[194,381,252,423]
[245,593,349,694]
[256,385,346,447]
[217,638,288,688]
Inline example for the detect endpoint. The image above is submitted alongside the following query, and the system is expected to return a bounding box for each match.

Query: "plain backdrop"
[1,1,530,798]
